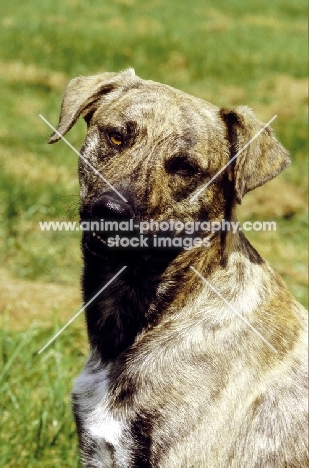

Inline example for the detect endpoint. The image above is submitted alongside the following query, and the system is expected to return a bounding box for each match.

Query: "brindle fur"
[49,69,308,468]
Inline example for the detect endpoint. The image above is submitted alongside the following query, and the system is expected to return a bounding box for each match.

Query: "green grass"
[0,316,86,467]
[0,0,307,465]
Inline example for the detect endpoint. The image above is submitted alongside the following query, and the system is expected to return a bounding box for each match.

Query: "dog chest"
[72,360,133,467]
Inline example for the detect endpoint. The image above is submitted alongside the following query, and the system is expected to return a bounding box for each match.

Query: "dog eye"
[107,132,125,148]
[166,157,198,177]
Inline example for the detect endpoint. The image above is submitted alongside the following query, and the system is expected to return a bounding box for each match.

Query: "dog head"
[49,69,290,256]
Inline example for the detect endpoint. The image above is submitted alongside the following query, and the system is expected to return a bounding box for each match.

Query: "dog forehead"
[97,79,220,131]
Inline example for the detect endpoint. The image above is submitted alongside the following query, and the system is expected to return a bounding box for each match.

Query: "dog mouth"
[81,218,215,257]
[92,231,107,246]
[81,216,147,255]
[80,193,203,255]
[80,197,217,256]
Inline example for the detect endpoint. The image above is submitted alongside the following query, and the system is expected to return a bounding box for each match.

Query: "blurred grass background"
[0,0,307,466]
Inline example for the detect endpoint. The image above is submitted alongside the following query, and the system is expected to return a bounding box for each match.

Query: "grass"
[0,0,307,465]
[0,317,85,467]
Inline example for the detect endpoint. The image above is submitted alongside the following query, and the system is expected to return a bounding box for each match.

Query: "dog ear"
[47,69,136,144]
[220,106,290,204]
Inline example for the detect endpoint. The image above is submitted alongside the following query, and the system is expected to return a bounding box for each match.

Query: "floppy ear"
[220,106,290,204]
[48,68,136,144]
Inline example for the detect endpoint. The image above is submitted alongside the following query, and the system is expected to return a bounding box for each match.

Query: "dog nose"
[91,194,134,219]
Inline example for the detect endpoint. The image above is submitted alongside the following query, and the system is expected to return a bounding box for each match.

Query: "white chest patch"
[73,355,132,467]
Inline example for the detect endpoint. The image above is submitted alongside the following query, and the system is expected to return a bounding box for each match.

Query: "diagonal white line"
[37,266,127,354]
[190,266,277,353]
[39,114,128,203]
[190,115,277,203]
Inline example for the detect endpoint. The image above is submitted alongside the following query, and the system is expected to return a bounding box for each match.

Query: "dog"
[48,69,308,467]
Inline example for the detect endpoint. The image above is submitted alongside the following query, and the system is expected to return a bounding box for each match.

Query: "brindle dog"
[48,69,308,468]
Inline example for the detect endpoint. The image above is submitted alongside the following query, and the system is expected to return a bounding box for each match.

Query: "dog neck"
[82,227,245,362]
